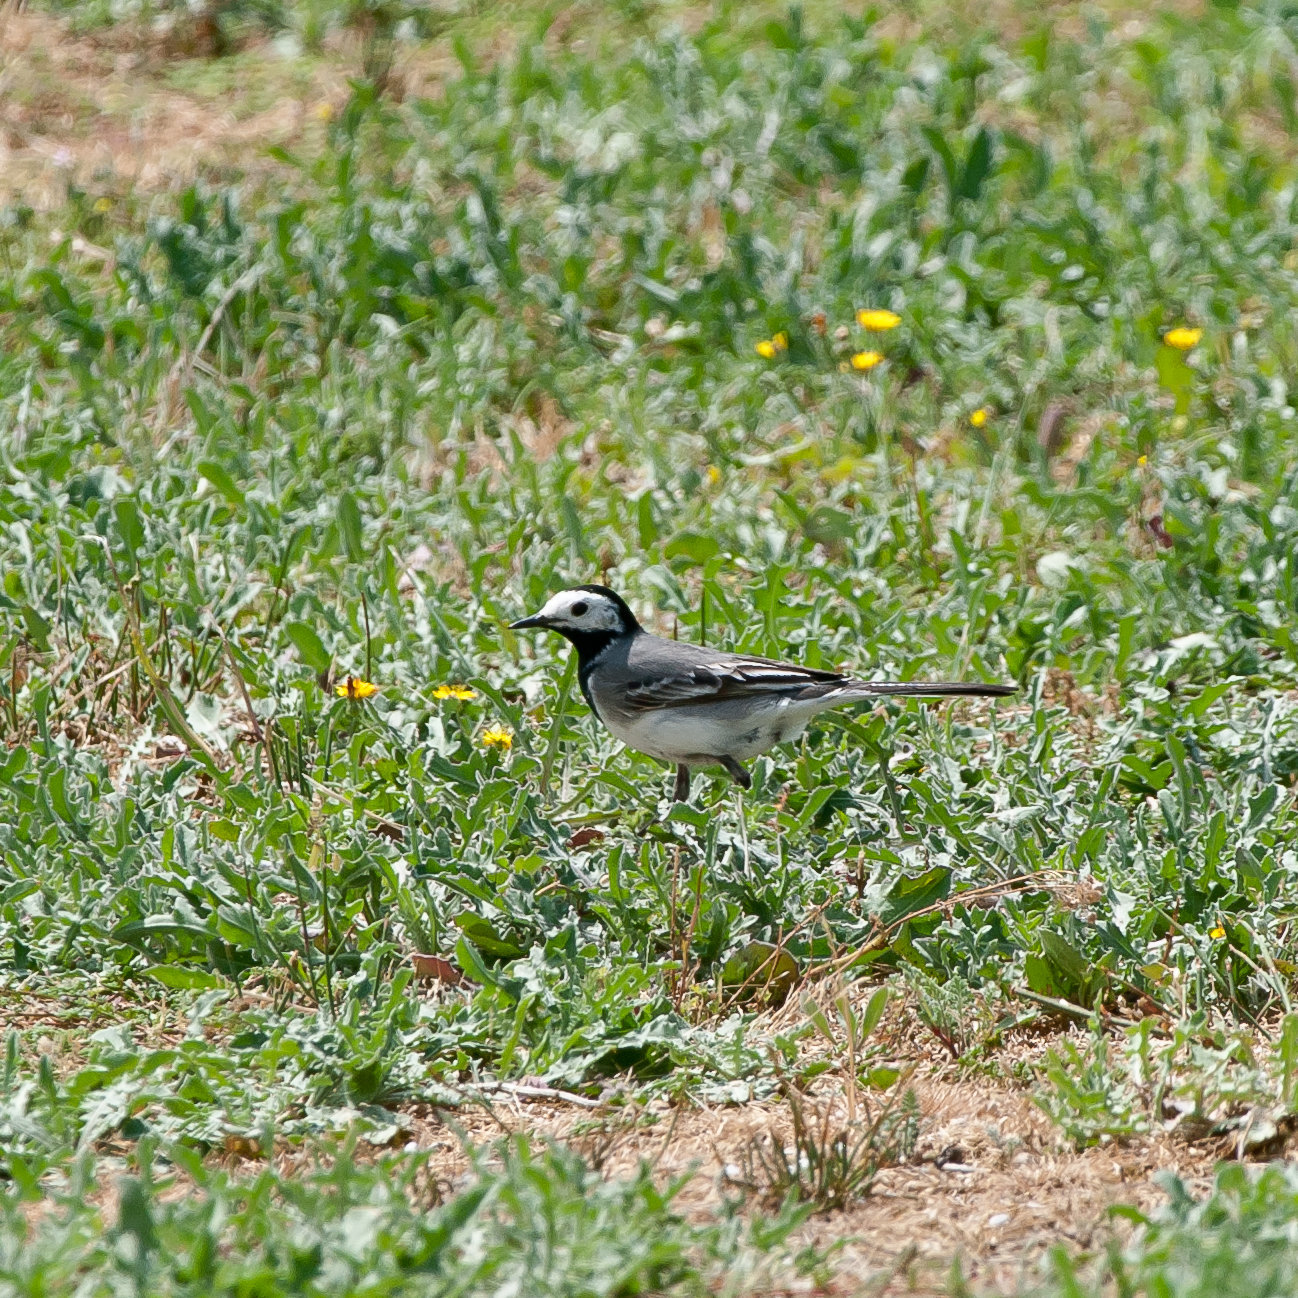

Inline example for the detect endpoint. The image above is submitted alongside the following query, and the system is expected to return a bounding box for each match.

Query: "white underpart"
[603,688,860,765]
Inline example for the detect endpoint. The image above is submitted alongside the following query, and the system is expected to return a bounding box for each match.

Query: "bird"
[509,584,1015,802]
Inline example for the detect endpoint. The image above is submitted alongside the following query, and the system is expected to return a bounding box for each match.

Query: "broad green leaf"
[338,491,365,561]
[453,913,526,961]
[197,460,246,505]
[285,621,331,673]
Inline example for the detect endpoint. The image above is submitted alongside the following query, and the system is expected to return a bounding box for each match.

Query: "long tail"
[855,681,1014,698]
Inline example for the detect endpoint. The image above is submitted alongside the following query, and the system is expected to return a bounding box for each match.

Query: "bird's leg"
[720,757,752,789]
[673,763,692,802]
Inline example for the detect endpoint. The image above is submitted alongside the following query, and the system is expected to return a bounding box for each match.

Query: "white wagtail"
[510,585,1015,801]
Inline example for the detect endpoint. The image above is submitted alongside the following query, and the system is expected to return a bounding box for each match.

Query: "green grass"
[6,0,1298,1292]
[1044,1163,1298,1298]
[0,1132,814,1296]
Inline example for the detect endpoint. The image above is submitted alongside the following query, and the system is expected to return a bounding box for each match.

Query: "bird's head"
[509,585,641,646]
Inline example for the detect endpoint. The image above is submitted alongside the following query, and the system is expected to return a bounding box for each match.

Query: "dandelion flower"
[970,407,990,429]
[1209,925,1226,939]
[1137,454,1148,467]
[434,684,477,701]
[856,309,901,331]
[93,197,113,214]
[706,465,721,485]
[772,331,788,350]
[335,677,379,699]
[850,350,884,371]
[1164,327,1203,351]
[755,340,777,359]
[481,725,513,750]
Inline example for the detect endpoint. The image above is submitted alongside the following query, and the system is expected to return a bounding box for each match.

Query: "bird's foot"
[720,757,752,789]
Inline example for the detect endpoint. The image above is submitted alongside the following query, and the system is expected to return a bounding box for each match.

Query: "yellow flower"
[772,331,788,350]
[481,725,513,750]
[856,308,901,331]
[335,677,378,699]
[1164,327,1203,351]
[755,339,777,359]
[434,684,477,701]
[706,465,721,485]
[970,407,990,429]
[93,197,113,214]
[1137,454,1148,467]
[314,101,334,121]
[850,350,884,371]
[1209,925,1226,940]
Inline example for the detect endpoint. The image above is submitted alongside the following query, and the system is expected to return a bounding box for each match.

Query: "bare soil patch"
[0,10,351,203]
[1,0,1218,210]
[378,1063,1215,1295]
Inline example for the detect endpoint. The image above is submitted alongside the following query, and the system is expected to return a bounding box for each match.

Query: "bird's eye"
[570,601,589,617]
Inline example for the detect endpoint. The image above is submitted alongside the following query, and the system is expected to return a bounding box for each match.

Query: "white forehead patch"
[539,589,624,631]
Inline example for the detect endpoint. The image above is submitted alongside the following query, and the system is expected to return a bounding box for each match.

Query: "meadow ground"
[4,0,1298,1293]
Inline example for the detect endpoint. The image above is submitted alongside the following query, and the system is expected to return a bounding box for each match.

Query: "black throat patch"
[561,630,622,725]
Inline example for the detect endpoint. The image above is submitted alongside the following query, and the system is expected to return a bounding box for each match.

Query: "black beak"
[509,613,550,630]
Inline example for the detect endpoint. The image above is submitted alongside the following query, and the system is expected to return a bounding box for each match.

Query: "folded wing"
[622,657,848,711]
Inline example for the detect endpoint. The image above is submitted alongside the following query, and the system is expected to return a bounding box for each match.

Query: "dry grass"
[365,1056,1216,1294]
[104,971,1218,1295]
[0,9,350,203]
[1,0,1217,208]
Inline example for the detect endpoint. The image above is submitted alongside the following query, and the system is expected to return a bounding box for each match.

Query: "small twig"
[218,638,262,741]
[319,842,336,1017]
[1014,986,1157,1034]
[290,845,321,1006]
[805,871,1075,981]
[475,1082,603,1109]
[668,844,686,1012]
[361,591,373,684]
